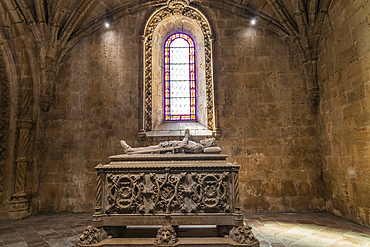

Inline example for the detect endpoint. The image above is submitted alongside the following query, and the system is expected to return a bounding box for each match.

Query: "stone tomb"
[77,137,259,246]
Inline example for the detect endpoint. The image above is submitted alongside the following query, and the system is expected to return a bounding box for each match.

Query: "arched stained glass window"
[164,33,196,121]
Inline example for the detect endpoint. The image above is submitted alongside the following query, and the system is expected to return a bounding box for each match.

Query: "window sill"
[139,122,214,139]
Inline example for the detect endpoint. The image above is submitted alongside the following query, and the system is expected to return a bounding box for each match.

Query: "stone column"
[138,35,147,140]
[9,70,33,219]
[210,34,220,139]
[9,120,32,219]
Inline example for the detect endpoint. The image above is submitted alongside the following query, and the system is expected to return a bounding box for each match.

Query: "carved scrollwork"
[143,4,215,131]
[191,172,230,213]
[149,172,187,214]
[106,173,145,214]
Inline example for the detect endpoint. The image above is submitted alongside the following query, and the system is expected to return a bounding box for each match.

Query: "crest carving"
[191,172,230,212]
[149,172,187,213]
[106,173,145,214]
[143,4,214,131]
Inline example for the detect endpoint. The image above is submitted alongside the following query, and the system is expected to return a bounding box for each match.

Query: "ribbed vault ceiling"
[0,0,332,111]
[50,0,298,35]
[0,0,331,62]
[61,0,298,28]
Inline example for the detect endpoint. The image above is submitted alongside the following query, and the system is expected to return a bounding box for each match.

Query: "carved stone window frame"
[139,0,217,138]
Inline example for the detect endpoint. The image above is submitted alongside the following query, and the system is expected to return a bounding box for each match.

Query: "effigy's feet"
[120,140,131,153]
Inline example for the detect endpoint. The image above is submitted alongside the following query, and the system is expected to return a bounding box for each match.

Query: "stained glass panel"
[164,33,196,121]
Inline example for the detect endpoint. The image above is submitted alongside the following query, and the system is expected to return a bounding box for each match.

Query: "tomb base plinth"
[77,237,259,247]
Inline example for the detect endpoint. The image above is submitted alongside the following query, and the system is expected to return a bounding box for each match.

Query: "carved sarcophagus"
[80,150,259,246]
[92,154,243,229]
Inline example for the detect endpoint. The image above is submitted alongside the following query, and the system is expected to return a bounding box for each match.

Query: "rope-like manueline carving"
[17,124,30,158]
[234,171,239,206]
[93,172,103,222]
[143,4,215,131]
[15,161,27,195]
[95,173,102,207]
[14,124,31,195]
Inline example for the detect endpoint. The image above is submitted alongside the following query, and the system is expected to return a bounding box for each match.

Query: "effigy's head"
[200,138,217,147]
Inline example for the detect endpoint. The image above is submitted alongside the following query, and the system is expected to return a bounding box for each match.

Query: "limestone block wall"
[38,7,323,213]
[317,0,370,226]
[38,13,145,212]
[211,9,323,212]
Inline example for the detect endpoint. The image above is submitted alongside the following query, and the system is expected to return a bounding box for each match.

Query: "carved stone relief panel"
[105,173,145,214]
[191,172,230,213]
[104,170,232,215]
[149,171,187,213]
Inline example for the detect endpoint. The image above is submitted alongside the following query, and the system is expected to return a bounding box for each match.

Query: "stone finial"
[154,225,178,245]
[167,0,190,15]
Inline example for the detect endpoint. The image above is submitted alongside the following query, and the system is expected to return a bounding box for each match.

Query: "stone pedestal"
[8,192,29,220]
[78,153,259,246]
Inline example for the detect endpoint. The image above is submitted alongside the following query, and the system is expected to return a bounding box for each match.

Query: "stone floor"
[0,212,369,247]
[244,212,370,247]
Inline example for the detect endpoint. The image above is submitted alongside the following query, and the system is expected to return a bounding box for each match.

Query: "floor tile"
[0,212,369,247]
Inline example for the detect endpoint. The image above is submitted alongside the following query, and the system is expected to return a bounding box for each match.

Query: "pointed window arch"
[164,33,196,121]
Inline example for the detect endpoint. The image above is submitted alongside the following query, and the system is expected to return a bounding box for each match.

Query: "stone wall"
[38,7,323,213]
[211,9,323,212]
[38,13,145,212]
[317,0,370,226]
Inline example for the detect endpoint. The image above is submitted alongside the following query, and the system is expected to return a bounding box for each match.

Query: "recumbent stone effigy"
[78,130,259,246]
